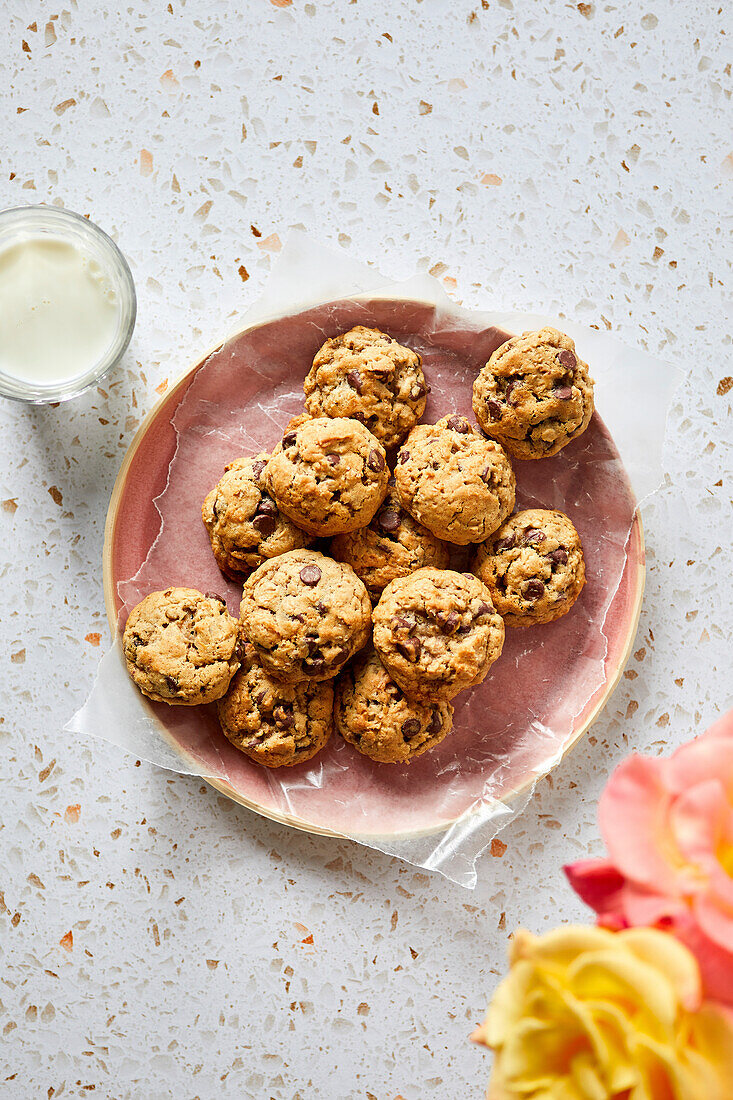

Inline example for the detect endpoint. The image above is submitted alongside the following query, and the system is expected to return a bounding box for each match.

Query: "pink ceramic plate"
[104,297,644,839]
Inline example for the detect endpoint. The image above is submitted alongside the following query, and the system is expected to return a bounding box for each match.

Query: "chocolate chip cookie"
[472,328,594,460]
[217,641,333,767]
[372,567,505,702]
[239,549,371,682]
[330,479,451,601]
[123,588,240,705]
[202,453,312,579]
[473,508,586,627]
[304,326,427,449]
[393,414,515,545]
[265,417,389,537]
[335,647,453,764]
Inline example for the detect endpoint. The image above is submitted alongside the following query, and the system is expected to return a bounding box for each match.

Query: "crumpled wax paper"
[66,232,681,887]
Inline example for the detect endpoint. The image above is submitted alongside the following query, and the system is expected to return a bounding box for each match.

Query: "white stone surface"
[1,2,731,1097]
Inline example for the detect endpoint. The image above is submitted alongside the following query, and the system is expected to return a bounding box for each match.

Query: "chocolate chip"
[204,592,227,604]
[273,704,294,729]
[505,380,518,404]
[387,475,396,487]
[305,634,321,656]
[346,369,363,393]
[326,452,340,466]
[367,449,385,473]
[164,675,180,693]
[480,466,493,485]
[414,381,428,398]
[427,709,442,735]
[378,508,401,532]
[477,602,493,615]
[398,450,410,464]
[299,564,322,585]
[283,431,297,447]
[494,535,515,552]
[486,399,502,421]
[253,513,277,537]
[255,689,268,705]
[524,528,545,545]
[352,411,367,425]
[446,415,470,433]
[251,459,267,480]
[549,547,569,565]
[558,349,576,370]
[401,718,421,739]
[304,657,325,675]
[256,497,277,516]
[396,638,421,661]
[524,579,545,600]
[554,385,573,400]
[438,610,460,634]
[392,615,414,634]
[328,645,351,666]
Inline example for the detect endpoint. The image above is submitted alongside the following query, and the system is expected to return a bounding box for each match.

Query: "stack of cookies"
[123,325,593,768]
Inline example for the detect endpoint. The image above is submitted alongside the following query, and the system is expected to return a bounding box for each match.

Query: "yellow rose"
[471,926,733,1100]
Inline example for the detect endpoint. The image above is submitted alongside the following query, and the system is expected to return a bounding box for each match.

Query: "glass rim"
[0,204,137,404]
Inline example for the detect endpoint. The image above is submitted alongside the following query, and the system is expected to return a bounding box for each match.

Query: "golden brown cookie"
[123,588,240,705]
[202,453,312,579]
[393,414,515,545]
[472,328,594,460]
[372,567,505,702]
[473,509,586,627]
[330,478,451,601]
[239,549,371,683]
[304,326,427,449]
[283,411,313,433]
[334,647,453,764]
[217,641,333,767]
[265,416,389,537]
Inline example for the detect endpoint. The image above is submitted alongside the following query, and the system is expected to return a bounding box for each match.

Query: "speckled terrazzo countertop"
[1,3,731,1097]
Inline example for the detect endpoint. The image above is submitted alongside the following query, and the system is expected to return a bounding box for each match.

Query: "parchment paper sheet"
[66,234,681,887]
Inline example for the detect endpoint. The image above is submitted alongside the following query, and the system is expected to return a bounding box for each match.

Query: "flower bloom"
[471,926,733,1100]
[565,709,733,1006]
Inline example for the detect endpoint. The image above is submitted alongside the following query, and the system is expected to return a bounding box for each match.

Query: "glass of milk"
[0,205,136,403]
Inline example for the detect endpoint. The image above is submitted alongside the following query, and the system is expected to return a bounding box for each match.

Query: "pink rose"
[565,708,733,1007]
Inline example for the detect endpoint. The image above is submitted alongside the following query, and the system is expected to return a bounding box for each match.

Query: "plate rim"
[103,295,646,842]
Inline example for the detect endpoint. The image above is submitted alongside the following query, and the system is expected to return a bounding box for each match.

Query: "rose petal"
[665,912,733,1008]
[564,860,630,927]
[620,927,703,1012]
[510,926,616,968]
[693,892,733,959]
[599,755,685,895]
[686,1002,733,1093]
[668,779,728,875]
[568,949,682,1032]
[482,960,536,1047]
[632,1032,702,1099]
[666,719,733,796]
[564,859,687,931]
[618,887,688,930]
[499,1016,580,1088]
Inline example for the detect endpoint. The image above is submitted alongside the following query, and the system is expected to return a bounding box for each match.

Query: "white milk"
[0,235,120,386]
